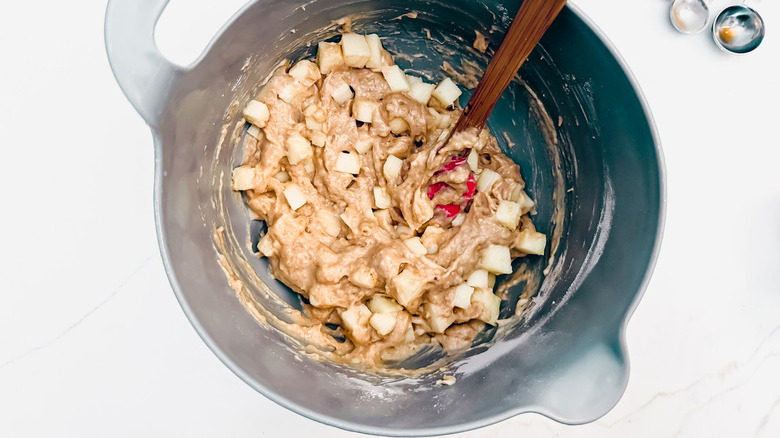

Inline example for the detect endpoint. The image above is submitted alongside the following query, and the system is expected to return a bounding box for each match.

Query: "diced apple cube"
[316,41,344,74]
[352,98,377,123]
[374,209,393,229]
[247,124,263,140]
[476,168,501,193]
[365,34,384,70]
[319,211,341,237]
[467,148,479,172]
[452,213,466,227]
[381,65,411,92]
[496,200,522,230]
[369,313,397,335]
[373,186,392,209]
[283,184,307,210]
[288,60,321,87]
[511,187,536,214]
[427,107,442,128]
[466,269,489,289]
[354,136,373,154]
[304,116,322,132]
[231,165,256,191]
[438,112,452,128]
[302,159,315,175]
[392,269,426,307]
[389,118,409,135]
[383,155,403,181]
[425,304,455,333]
[471,288,501,325]
[432,77,462,107]
[340,303,371,332]
[404,325,416,343]
[335,151,361,174]
[404,237,427,256]
[409,81,435,104]
[427,244,438,255]
[286,133,313,165]
[274,171,290,183]
[310,130,327,147]
[479,244,513,274]
[349,265,378,289]
[453,283,475,309]
[278,82,305,104]
[395,224,413,238]
[368,295,403,313]
[257,233,274,257]
[330,82,353,106]
[515,229,547,255]
[243,100,269,127]
[340,33,371,68]
[406,75,423,87]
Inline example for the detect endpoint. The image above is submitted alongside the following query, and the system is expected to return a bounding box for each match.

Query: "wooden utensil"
[451,0,567,135]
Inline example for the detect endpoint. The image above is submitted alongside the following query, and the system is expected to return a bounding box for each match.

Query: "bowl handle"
[104,0,181,128]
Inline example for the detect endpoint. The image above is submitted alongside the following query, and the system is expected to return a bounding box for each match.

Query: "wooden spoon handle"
[453,0,567,133]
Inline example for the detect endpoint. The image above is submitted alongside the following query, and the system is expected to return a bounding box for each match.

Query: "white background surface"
[1,0,779,436]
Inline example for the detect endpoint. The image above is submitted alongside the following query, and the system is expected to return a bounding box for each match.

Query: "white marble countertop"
[2,0,779,436]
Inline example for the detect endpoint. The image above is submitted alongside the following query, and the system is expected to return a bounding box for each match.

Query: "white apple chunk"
[471,288,501,325]
[395,224,413,238]
[369,313,397,336]
[409,81,435,104]
[247,124,263,140]
[511,186,536,214]
[453,283,475,309]
[476,168,501,192]
[288,60,321,87]
[286,133,313,165]
[373,209,393,229]
[352,98,377,124]
[302,158,315,175]
[467,148,479,172]
[432,77,462,107]
[349,265,378,289]
[305,116,322,132]
[406,75,423,87]
[316,41,344,74]
[391,269,426,307]
[451,213,466,227]
[466,269,489,289]
[364,34,384,70]
[383,155,403,181]
[404,325,416,343]
[257,233,274,257]
[495,200,522,230]
[283,184,307,211]
[515,229,547,255]
[231,165,256,191]
[243,100,269,127]
[330,82,354,106]
[368,295,403,313]
[389,118,410,135]
[309,130,327,147]
[340,303,371,332]
[277,82,306,104]
[404,237,427,256]
[319,211,342,237]
[335,151,361,174]
[381,65,411,92]
[340,33,371,68]
[274,170,290,183]
[373,186,392,209]
[354,136,373,154]
[427,107,442,128]
[424,304,455,333]
[479,244,513,274]
[438,112,452,129]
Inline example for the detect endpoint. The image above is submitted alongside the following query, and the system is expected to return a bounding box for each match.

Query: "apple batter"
[231,33,546,364]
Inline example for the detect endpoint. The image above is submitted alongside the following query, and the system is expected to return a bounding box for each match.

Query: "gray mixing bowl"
[105,0,665,435]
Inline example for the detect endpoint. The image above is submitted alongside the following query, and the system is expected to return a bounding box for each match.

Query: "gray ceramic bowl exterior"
[105,0,665,435]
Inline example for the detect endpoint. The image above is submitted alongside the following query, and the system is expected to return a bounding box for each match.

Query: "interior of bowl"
[153,0,663,435]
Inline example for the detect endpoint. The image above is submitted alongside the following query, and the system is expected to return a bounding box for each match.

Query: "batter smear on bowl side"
[231,33,547,365]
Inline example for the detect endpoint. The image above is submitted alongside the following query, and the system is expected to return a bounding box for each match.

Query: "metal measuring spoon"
[670,0,709,34]
[712,5,765,53]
